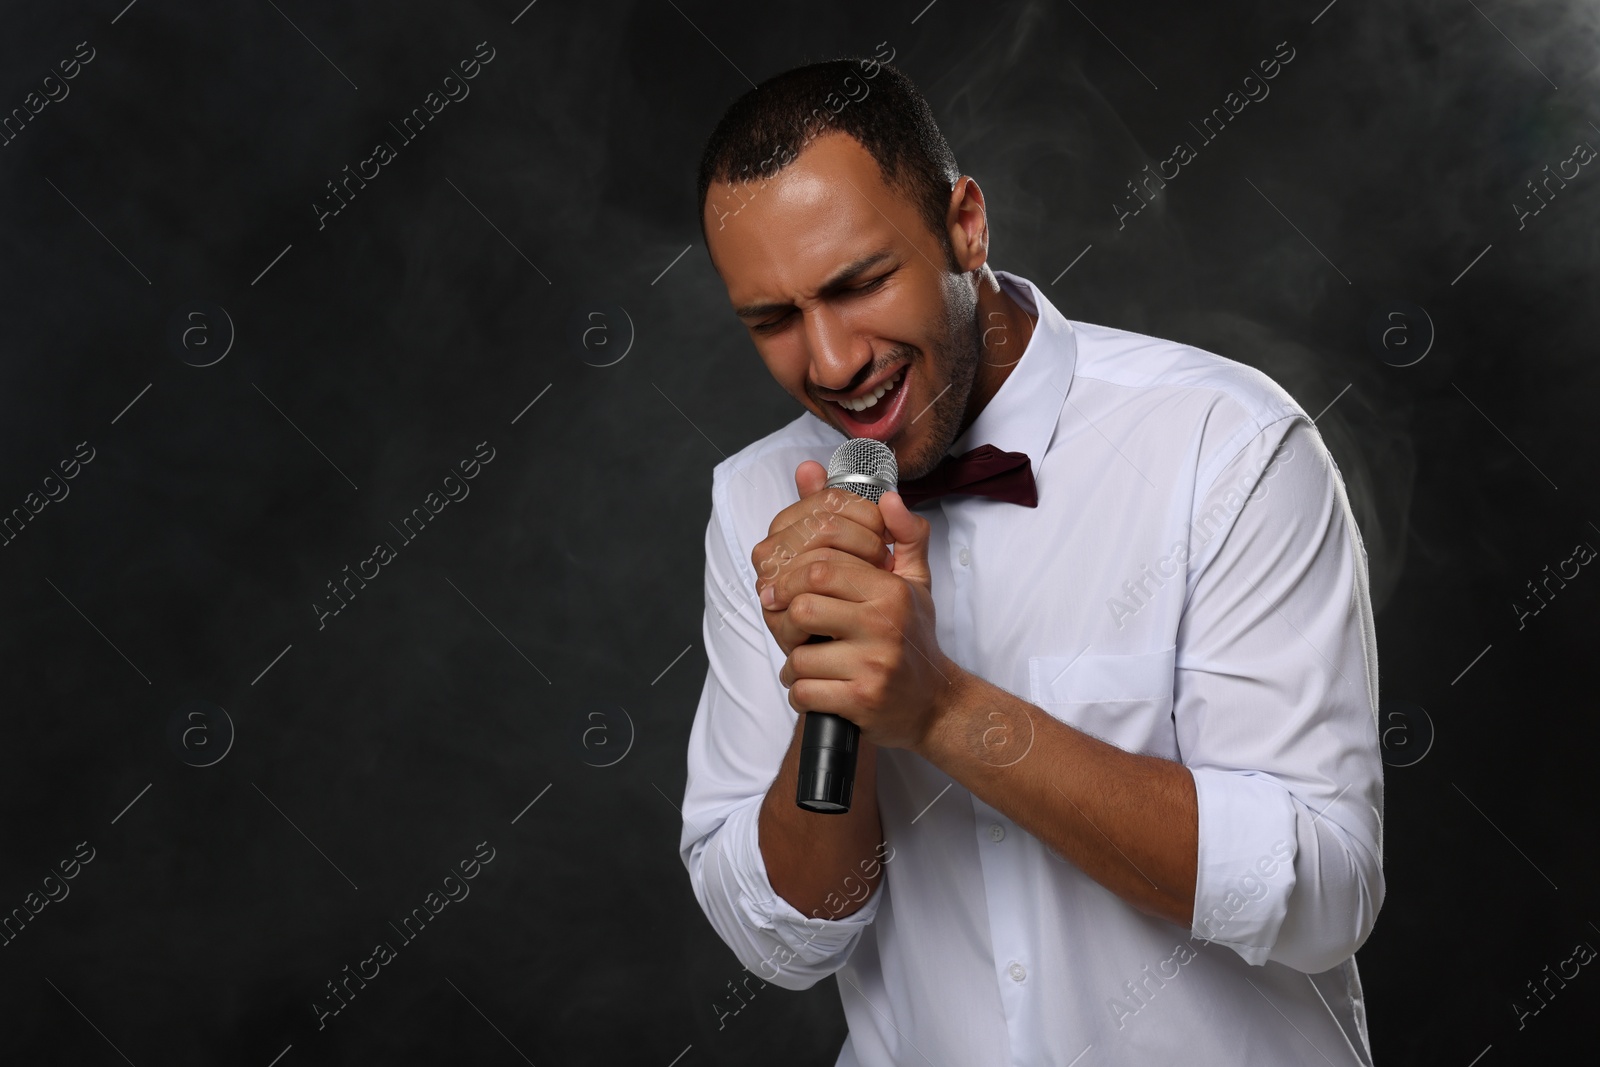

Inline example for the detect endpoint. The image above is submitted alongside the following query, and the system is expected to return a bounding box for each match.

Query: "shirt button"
[989,824,1006,842]
[1009,961,1026,982]
[958,546,971,566]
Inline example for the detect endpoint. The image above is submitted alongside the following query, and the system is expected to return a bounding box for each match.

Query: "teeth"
[839,367,905,412]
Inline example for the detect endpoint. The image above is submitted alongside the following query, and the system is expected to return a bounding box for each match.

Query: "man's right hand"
[750,459,893,656]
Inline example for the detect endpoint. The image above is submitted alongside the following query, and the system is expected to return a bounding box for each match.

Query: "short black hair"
[695,58,962,269]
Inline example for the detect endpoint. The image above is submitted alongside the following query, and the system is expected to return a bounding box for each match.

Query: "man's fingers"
[795,460,827,498]
[753,497,891,590]
[765,589,857,652]
[779,638,856,687]
[784,676,861,718]
[765,486,887,542]
[763,550,884,611]
[766,460,889,543]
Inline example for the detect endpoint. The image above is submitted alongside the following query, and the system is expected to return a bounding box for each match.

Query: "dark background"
[1,0,1594,1063]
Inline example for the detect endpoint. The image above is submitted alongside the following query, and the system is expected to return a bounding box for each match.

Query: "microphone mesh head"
[825,438,899,503]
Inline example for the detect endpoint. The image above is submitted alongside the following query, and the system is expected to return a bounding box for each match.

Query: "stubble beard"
[897,276,982,483]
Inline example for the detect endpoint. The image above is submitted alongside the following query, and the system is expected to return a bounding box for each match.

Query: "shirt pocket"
[1027,645,1178,759]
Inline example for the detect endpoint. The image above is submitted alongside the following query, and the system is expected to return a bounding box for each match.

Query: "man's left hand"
[766,488,961,752]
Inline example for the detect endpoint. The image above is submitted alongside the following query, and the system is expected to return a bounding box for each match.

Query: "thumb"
[877,490,933,589]
[795,460,827,499]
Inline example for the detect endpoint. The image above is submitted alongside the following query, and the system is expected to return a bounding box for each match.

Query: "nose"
[803,302,873,399]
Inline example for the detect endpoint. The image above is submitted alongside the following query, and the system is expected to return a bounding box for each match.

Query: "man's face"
[704,131,982,483]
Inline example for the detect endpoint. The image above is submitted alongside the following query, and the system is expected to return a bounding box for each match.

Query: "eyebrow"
[732,249,897,320]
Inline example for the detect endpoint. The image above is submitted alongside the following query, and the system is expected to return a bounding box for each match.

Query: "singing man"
[679,56,1384,1066]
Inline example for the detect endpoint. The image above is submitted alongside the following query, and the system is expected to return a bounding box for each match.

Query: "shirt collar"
[947,269,1077,473]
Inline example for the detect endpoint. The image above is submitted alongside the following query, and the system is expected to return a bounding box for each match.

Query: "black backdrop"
[2,0,1596,1063]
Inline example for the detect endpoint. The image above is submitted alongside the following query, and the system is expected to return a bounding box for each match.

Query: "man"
[679,56,1383,1066]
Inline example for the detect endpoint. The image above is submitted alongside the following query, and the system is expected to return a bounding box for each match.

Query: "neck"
[959,269,1036,437]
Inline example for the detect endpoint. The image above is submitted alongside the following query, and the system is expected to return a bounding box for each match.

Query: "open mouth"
[829,365,911,442]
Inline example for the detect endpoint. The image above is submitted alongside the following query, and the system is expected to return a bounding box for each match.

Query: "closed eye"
[750,275,891,334]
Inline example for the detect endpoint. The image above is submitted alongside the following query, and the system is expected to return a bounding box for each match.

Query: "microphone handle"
[796,632,860,814]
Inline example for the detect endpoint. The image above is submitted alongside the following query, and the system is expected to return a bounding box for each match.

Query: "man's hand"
[756,460,957,753]
[751,460,895,656]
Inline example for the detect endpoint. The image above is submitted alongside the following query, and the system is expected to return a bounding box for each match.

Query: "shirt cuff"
[700,791,882,987]
[1188,767,1299,965]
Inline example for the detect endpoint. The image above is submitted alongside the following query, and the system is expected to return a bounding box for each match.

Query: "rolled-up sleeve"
[679,466,881,991]
[1175,414,1385,974]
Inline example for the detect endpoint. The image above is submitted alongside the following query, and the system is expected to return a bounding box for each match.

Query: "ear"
[946,175,990,273]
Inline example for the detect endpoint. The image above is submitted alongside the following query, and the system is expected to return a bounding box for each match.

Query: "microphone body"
[795,438,898,814]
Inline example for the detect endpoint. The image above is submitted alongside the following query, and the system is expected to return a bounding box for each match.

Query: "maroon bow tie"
[896,444,1038,508]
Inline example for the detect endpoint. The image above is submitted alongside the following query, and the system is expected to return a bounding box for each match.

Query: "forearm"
[759,712,885,919]
[915,666,1197,926]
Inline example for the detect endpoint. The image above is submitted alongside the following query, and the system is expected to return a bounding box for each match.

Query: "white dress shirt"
[679,269,1384,1066]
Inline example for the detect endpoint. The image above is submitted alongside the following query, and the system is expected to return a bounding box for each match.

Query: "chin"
[900,456,931,481]
[895,438,944,483]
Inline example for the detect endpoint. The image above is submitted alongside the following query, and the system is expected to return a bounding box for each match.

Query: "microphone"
[795,437,899,814]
